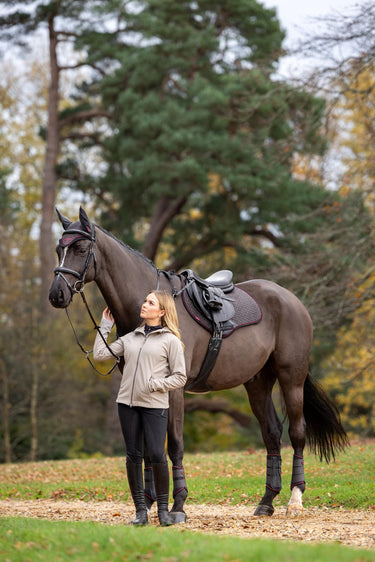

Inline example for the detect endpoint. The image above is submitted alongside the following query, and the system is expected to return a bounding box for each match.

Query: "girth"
[179,269,235,392]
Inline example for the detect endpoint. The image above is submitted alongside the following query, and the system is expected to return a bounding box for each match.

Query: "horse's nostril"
[48,288,68,308]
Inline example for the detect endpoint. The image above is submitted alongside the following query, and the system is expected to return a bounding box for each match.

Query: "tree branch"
[59,108,111,130]
[165,239,217,272]
[248,227,283,247]
[58,61,110,77]
[60,132,105,145]
[184,397,251,428]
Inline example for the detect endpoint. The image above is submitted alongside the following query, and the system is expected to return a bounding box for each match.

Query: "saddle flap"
[184,271,235,327]
[211,301,235,324]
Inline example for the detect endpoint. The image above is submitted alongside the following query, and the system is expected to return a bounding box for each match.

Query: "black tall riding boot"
[144,465,156,510]
[152,461,173,526]
[152,462,185,526]
[126,459,148,526]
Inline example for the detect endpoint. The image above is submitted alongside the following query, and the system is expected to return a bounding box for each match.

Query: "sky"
[262,0,360,42]
[261,0,362,76]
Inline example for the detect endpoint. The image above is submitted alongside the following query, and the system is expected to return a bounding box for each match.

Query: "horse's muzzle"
[49,276,72,308]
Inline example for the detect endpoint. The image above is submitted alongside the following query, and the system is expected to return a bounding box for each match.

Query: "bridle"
[53,226,120,376]
[54,227,97,294]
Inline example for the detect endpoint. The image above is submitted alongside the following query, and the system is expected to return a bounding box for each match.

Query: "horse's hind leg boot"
[171,465,188,516]
[291,454,305,492]
[266,454,282,492]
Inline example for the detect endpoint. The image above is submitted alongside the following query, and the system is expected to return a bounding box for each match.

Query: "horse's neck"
[95,229,157,334]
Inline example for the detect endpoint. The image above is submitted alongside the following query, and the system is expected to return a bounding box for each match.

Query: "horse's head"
[49,207,97,308]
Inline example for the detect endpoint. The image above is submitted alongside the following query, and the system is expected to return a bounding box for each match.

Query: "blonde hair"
[146,290,183,345]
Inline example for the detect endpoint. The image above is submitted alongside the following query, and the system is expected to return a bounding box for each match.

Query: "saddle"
[183,269,235,327]
[179,269,262,392]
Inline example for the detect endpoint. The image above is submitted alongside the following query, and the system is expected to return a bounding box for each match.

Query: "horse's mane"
[94,224,158,272]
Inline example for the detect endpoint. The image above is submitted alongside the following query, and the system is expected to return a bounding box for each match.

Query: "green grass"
[1,442,374,561]
[1,516,375,562]
[1,442,374,509]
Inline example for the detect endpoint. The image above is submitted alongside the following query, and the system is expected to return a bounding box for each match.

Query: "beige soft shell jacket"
[93,319,187,408]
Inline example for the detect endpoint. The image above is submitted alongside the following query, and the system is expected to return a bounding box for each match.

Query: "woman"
[93,290,187,526]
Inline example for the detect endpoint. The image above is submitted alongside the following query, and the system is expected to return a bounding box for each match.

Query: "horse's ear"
[79,206,94,236]
[56,208,72,230]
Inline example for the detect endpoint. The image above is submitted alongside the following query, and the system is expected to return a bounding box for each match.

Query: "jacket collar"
[134,324,170,335]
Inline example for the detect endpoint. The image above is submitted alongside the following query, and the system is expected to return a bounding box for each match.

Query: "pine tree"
[79,0,329,271]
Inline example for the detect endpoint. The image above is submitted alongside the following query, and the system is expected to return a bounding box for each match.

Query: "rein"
[65,292,120,377]
[54,226,120,377]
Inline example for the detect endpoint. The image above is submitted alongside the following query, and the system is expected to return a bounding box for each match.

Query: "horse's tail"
[303,372,349,463]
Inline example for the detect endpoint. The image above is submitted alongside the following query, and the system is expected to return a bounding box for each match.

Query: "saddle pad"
[182,283,262,337]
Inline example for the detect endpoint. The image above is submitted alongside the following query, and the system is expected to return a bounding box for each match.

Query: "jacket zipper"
[129,334,146,407]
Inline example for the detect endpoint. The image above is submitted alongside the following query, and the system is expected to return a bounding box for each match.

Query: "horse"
[49,207,348,518]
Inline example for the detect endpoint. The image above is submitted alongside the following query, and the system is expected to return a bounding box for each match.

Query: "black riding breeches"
[117,403,168,464]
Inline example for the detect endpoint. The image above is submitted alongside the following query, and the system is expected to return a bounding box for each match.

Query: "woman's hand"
[103,306,114,324]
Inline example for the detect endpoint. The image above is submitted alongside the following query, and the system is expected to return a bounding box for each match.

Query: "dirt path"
[1,499,374,550]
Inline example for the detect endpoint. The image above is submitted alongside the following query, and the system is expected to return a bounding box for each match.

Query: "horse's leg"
[277,372,306,517]
[144,459,156,511]
[167,388,188,518]
[244,366,283,517]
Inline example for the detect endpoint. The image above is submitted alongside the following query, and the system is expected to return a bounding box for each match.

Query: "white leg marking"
[286,486,304,517]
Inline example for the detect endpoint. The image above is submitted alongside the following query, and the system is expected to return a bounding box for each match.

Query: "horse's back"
[237,278,313,346]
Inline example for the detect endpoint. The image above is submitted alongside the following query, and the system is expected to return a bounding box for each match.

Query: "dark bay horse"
[49,207,348,518]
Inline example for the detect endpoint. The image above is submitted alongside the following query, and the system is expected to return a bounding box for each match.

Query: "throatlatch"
[291,454,305,492]
[266,454,282,492]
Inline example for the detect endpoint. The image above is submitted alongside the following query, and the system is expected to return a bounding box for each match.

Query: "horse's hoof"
[286,503,303,517]
[169,511,186,524]
[253,504,274,517]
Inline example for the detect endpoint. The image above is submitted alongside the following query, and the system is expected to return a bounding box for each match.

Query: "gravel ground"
[1,499,374,550]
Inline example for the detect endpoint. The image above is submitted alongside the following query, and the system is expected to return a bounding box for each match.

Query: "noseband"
[54,228,97,294]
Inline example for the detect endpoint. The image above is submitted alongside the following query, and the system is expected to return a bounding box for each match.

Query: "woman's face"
[140,293,165,325]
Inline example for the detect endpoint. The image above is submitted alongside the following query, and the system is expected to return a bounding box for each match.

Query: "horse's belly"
[205,326,274,390]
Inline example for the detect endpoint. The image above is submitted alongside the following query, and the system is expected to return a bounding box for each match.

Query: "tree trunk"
[39,15,60,315]
[30,362,39,462]
[142,194,187,261]
[35,14,60,460]
[0,358,12,463]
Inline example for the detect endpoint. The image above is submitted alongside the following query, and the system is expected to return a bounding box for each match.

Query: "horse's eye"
[74,244,87,255]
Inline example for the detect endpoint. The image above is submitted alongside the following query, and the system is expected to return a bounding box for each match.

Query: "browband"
[58,229,94,248]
